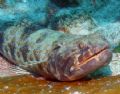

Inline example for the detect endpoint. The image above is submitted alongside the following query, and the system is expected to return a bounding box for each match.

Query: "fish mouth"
[69,45,112,80]
[80,46,111,66]
[76,44,112,67]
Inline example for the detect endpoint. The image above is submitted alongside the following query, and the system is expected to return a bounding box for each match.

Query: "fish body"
[0,0,118,81]
[0,22,112,81]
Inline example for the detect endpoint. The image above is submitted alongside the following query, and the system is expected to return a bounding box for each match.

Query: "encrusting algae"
[0,75,120,94]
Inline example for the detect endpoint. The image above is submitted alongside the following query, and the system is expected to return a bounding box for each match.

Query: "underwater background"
[0,0,120,47]
[0,0,120,94]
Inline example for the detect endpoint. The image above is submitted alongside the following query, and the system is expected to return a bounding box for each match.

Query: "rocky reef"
[50,11,97,35]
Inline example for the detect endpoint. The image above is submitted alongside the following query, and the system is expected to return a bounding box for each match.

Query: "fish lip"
[76,44,111,68]
[80,47,112,72]
[67,46,112,81]
[88,45,110,60]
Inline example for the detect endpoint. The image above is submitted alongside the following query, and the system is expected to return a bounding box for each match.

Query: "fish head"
[49,33,112,81]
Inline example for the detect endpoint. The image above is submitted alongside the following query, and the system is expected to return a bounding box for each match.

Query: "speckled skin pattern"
[0,21,112,81]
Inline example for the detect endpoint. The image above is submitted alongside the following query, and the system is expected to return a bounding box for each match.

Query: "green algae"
[113,44,120,53]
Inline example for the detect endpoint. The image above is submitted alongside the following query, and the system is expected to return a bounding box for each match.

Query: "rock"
[50,11,97,35]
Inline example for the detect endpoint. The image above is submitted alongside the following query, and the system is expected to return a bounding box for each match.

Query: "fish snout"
[67,44,112,81]
[47,41,112,81]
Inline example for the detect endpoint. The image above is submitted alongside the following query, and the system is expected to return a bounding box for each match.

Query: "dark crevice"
[51,0,81,8]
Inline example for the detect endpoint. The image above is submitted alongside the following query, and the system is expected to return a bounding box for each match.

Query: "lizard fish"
[0,21,112,81]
